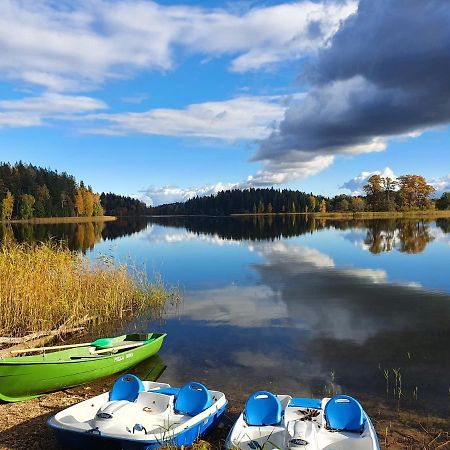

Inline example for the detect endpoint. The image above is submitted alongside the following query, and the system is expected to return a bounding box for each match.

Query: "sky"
[0,0,449,205]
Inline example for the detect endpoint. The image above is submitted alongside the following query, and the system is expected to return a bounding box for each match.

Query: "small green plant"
[324,370,337,397]
[383,369,389,399]
[393,368,402,410]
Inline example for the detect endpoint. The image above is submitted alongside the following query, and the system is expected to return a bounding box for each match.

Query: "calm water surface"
[7,216,450,415]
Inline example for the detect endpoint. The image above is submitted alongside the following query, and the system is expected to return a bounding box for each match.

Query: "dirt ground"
[1,383,449,450]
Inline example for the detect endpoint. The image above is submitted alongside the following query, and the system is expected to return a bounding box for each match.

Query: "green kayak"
[0,332,166,402]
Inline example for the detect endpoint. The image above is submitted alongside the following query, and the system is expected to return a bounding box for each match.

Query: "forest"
[0,162,104,220]
[0,163,151,220]
[1,163,449,220]
[100,193,149,217]
[149,174,450,215]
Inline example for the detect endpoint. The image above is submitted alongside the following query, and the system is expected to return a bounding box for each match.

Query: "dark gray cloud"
[256,0,450,166]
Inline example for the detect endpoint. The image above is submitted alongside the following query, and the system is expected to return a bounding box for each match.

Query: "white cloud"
[0,0,356,91]
[340,167,397,195]
[0,112,43,128]
[92,95,286,140]
[139,151,334,206]
[92,92,332,196]
[0,93,106,114]
[179,1,358,73]
[0,93,107,129]
[247,153,334,186]
[140,182,239,206]
[429,173,450,195]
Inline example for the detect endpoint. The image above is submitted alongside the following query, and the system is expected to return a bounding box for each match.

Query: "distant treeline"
[149,188,328,215]
[0,162,103,220]
[149,175,450,215]
[100,193,149,217]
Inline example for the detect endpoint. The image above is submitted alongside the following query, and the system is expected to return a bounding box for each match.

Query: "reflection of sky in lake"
[91,224,263,288]
[88,218,450,412]
[90,221,450,292]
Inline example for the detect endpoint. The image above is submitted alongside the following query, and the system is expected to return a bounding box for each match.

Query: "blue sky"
[0,0,449,205]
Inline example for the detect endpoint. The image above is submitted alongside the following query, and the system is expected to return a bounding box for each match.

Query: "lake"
[5,216,450,417]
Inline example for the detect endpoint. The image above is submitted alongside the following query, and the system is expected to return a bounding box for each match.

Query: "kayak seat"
[109,374,145,402]
[244,391,282,426]
[174,382,212,416]
[324,395,365,433]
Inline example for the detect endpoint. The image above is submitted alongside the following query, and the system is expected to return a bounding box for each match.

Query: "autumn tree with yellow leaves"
[75,186,104,217]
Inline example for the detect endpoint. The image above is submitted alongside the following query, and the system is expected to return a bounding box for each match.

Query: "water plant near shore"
[0,241,179,337]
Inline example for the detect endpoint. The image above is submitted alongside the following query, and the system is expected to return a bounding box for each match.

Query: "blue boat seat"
[109,374,145,402]
[324,395,365,432]
[244,391,282,426]
[174,382,212,416]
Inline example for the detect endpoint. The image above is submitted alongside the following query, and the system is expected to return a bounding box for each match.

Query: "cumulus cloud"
[257,0,450,180]
[340,167,397,195]
[247,153,334,186]
[139,152,334,205]
[429,174,450,195]
[0,93,107,128]
[0,0,355,91]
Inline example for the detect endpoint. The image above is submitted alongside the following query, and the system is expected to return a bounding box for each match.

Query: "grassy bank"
[0,216,116,224]
[0,241,179,337]
[231,210,450,219]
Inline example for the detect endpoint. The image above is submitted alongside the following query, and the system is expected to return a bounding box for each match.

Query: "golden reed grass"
[0,241,179,336]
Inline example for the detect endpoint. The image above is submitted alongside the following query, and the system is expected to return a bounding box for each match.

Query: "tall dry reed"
[0,241,179,336]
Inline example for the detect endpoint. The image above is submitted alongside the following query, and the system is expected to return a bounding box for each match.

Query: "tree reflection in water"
[148,215,447,254]
[1,215,449,255]
[0,217,150,253]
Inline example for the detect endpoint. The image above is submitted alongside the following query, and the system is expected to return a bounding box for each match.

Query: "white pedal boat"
[226,391,380,450]
[48,374,227,450]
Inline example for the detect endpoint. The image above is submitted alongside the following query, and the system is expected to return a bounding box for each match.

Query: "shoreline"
[0,216,116,224]
[231,210,450,219]
[0,381,448,450]
[147,210,450,220]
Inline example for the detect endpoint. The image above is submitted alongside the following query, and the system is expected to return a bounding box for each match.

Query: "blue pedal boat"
[48,374,227,450]
[226,391,380,449]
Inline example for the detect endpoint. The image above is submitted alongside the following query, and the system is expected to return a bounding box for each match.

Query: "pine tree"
[258,199,265,213]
